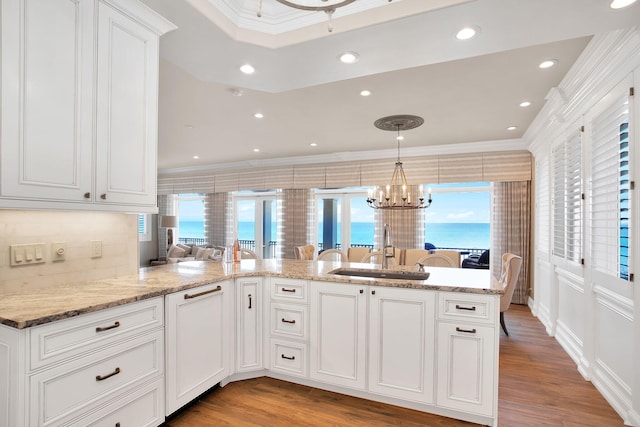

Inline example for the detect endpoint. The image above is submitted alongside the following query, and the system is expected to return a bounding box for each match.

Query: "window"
[590,84,631,281]
[316,188,374,251]
[424,183,491,252]
[235,191,278,258]
[552,128,582,263]
[178,194,205,245]
[138,214,151,242]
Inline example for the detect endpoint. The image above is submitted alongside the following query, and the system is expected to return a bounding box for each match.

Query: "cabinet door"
[236,277,262,373]
[95,1,158,207]
[436,322,496,416]
[0,0,93,202]
[165,281,231,415]
[310,281,366,389]
[368,287,436,403]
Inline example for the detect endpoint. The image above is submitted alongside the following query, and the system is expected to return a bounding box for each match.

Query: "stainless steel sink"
[328,268,430,281]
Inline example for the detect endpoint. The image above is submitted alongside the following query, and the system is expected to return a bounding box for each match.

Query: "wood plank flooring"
[164,305,624,426]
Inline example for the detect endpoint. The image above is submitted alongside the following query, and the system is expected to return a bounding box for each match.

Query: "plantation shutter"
[552,142,565,258]
[536,156,550,253]
[565,131,582,263]
[590,88,630,280]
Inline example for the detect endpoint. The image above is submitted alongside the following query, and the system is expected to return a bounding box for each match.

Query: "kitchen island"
[0,260,501,427]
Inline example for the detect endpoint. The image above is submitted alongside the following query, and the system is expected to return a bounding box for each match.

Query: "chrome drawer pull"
[184,285,222,299]
[455,304,477,311]
[96,367,121,381]
[96,321,120,332]
[456,327,477,334]
[281,287,296,293]
[281,318,296,324]
[281,354,295,360]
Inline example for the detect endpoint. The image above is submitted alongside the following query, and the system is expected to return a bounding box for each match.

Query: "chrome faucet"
[382,223,395,269]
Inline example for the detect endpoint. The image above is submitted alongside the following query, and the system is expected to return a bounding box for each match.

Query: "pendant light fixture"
[367,115,432,210]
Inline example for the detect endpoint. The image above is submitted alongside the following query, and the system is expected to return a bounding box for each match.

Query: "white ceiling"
[141,0,640,172]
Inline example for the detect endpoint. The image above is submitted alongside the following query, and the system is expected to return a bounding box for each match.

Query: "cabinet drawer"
[70,377,164,427]
[438,292,496,324]
[270,278,307,303]
[270,339,307,377]
[271,303,307,340]
[30,330,164,427]
[30,297,163,370]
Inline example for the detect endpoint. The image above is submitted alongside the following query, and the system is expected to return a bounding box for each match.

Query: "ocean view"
[179,221,490,250]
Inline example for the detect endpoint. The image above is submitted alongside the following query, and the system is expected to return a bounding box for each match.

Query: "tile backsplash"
[0,210,139,294]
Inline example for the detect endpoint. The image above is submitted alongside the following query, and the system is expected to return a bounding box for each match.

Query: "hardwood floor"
[164,304,624,426]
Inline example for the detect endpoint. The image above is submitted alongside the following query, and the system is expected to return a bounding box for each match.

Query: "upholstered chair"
[294,245,316,260]
[433,250,461,267]
[404,249,432,266]
[240,248,259,259]
[347,247,371,262]
[361,250,398,267]
[497,253,523,336]
[416,253,458,267]
[318,249,347,262]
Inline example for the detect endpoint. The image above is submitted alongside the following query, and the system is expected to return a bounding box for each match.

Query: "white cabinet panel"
[165,281,231,415]
[436,322,496,417]
[236,277,263,373]
[369,287,435,403]
[310,281,366,390]
[30,329,163,427]
[95,1,158,207]
[0,0,93,202]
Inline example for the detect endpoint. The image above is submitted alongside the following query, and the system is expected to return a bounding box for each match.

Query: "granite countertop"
[0,259,499,330]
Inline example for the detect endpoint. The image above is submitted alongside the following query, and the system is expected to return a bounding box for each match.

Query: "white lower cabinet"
[0,297,165,427]
[165,281,232,416]
[368,287,436,403]
[236,277,263,373]
[436,291,497,418]
[309,281,367,390]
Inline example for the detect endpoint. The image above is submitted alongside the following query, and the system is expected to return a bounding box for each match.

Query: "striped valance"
[158,150,531,195]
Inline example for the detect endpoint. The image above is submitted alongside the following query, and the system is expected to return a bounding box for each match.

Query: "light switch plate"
[52,242,66,262]
[10,243,46,266]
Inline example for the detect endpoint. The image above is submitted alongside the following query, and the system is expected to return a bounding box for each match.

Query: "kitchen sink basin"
[328,268,430,281]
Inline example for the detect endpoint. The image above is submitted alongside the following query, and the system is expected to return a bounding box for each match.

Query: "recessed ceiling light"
[360,90,371,97]
[254,113,264,119]
[253,148,260,152]
[539,59,557,69]
[229,88,244,97]
[310,143,317,147]
[339,52,360,64]
[193,155,199,159]
[610,0,637,8]
[240,64,255,74]
[455,26,479,40]
[507,126,518,131]
[519,101,532,107]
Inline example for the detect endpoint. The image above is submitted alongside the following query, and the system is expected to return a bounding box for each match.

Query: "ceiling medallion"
[367,115,432,210]
[257,0,392,32]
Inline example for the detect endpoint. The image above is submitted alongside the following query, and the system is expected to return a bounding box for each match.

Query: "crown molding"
[158,137,526,176]
[526,27,640,156]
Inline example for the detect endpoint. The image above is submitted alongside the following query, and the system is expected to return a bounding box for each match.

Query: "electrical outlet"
[90,240,102,258]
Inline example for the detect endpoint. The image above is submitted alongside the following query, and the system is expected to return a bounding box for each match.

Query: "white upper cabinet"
[0,0,175,212]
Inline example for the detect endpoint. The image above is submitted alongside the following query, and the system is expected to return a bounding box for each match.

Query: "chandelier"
[257,0,393,32]
[367,115,432,210]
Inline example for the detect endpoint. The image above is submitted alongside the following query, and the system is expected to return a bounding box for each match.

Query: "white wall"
[0,210,139,294]
[527,28,640,426]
